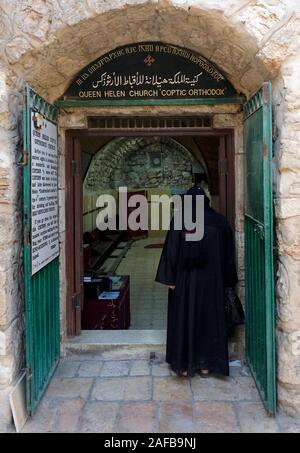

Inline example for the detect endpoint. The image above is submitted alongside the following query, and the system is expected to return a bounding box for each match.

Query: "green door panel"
[23,84,60,414]
[244,82,276,415]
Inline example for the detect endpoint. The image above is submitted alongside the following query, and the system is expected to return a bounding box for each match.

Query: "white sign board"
[31,112,59,275]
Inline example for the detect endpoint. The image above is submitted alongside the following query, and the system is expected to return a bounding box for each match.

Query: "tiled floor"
[116,236,168,330]
[22,352,300,433]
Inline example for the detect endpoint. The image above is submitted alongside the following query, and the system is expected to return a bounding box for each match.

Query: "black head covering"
[183,184,211,226]
[186,184,211,209]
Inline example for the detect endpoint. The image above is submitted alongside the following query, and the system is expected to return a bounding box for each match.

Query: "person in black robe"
[155,185,238,377]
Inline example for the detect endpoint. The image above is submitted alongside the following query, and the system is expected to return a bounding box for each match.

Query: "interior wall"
[82,135,208,237]
[82,135,225,240]
[83,189,118,235]
[83,137,203,191]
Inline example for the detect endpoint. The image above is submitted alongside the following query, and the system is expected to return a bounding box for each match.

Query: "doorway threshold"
[63,330,166,358]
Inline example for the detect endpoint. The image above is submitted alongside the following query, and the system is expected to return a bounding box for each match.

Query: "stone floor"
[116,236,168,330]
[22,352,300,433]
[20,236,300,433]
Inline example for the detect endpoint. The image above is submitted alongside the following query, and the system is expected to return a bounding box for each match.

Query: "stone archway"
[84,136,205,191]
[2,0,298,101]
[0,1,300,428]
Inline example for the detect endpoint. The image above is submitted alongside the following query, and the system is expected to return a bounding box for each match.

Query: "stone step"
[63,330,166,360]
[63,328,245,361]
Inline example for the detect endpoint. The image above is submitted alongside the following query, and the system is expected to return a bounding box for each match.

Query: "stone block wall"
[273,53,300,416]
[0,73,25,431]
[84,136,203,192]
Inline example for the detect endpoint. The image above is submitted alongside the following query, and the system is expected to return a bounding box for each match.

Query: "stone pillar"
[274,53,300,416]
[0,67,24,432]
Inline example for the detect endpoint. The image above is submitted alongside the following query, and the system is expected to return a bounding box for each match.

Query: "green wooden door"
[244,82,276,415]
[23,85,60,414]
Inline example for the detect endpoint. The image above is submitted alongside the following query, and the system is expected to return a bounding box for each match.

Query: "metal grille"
[23,85,60,414]
[244,90,263,120]
[245,215,267,400]
[244,82,276,415]
[87,116,212,131]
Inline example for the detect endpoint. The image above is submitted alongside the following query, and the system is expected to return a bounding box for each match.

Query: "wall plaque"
[31,111,59,275]
[62,42,240,102]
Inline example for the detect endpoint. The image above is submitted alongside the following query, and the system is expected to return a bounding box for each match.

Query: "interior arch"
[84,136,206,191]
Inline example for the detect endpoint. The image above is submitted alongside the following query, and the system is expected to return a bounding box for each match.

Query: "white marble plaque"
[31,112,59,275]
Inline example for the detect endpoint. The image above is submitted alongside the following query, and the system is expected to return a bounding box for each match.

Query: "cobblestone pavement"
[22,353,300,433]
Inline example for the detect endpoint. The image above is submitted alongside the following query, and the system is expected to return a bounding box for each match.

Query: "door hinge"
[71,160,78,176]
[25,366,32,381]
[254,223,265,239]
[72,293,81,310]
[17,150,30,167]
[218,159,228,176]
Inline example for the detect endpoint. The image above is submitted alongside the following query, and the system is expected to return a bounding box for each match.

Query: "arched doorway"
[22,37,275,415]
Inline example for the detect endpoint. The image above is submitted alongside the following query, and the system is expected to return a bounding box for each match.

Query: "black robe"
[155,187,238,376]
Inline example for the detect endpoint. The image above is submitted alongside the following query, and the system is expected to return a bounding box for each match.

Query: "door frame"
[65,121,235,337]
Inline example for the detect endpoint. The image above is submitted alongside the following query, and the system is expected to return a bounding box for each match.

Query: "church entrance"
[22,41,276,417]
[65,120,236,338]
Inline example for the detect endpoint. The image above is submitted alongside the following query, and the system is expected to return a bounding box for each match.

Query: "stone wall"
[0,65,24,431]
[84,136,204,191]
[0,0,300,430]
[2,0,299,101]
[273,52,300,416]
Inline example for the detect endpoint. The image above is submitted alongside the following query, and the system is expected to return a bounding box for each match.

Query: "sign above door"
[57,42,245,107]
